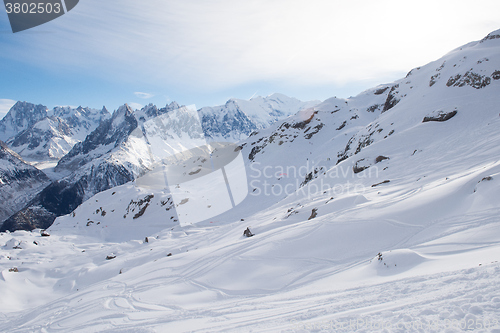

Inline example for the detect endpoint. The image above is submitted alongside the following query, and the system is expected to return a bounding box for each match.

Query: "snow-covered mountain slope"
[2,104,146,231]
[3,95,310,232]
[6,106,110,161]
[240,27,500,206]
[0,141,50,229]
[0,102,48,142]
[1,30,500,332]
[2,103,207,231]
[199,93,319,141]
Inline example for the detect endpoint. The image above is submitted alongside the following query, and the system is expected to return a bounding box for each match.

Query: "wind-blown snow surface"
[1,31,500,332]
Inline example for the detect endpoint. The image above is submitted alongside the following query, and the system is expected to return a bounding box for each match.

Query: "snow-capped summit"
[55,104,137,172]
[134,101,181,122]
[239,93,318,125]
[199,93,319,141]
[0,102,48,141]
[6,105,110,161]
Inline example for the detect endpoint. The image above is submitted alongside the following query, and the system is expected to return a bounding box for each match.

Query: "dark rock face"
[382,85,400,112]
[429,73,440,87]
[481,31,500,42]
[446,72,491,89]
[372,180,390,187]
[375,156,390,163]
[0,141,50,228]
[1,205,55,232]
[353,159,369,174]
[308,208,318,220]
[367,104,381,113]
[2,160,135,231]
[243,227,254,237]
[423,111,458,123]
[374,87,389,95]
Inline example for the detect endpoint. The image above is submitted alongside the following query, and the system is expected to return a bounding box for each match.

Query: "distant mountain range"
[2,28,500,232]
[47,27,500,238]
[0,94,317,230]
[199,93,319,141]
[0,102,110,161]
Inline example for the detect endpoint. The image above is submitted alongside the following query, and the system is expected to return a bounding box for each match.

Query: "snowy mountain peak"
[115,103,134,117]
[136,101,182,121]
[166,101,180,111]
[140,103,159,119]
[55,104,137,172]
[6,104,111,161]
[482,29,500,42]
[224,98,238,107]
[200,93,320,142]
[0,101,48,141]
[265,92,300,103]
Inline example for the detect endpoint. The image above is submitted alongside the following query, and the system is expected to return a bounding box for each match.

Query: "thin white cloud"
[0,99,17,120]
[134,92,154,99]
[2,0,500,95]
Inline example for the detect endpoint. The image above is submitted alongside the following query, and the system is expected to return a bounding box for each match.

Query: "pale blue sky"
[1,0,499,117]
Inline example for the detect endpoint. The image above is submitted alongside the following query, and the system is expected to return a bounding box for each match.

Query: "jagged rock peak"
[115,104,134,117]
[0,101,48,140]
[135,101,183,122]
[7,101,48,120]
[142,104,159,118]
[166,101,180,110]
